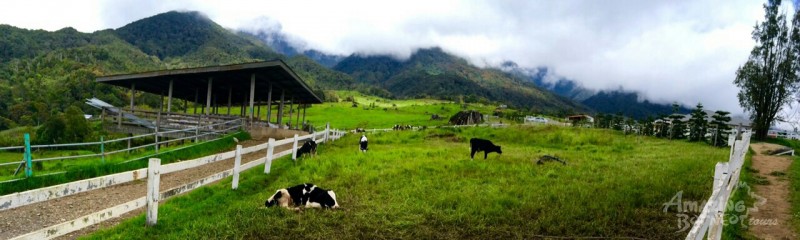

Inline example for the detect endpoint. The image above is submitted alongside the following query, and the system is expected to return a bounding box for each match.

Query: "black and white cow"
[469,138,502,160]
[265,183,339,209]
[359,135,368,153]
[296,140,317,159]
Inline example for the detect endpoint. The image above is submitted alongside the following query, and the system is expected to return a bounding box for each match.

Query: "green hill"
[0,11,361,131]
[334,48,587,114]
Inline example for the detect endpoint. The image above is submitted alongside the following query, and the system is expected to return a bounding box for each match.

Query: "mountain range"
[0,10,692,130]
[246,22,690,119]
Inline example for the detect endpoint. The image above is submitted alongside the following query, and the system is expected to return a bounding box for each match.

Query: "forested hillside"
[334,48,587,114]
[0,11,357,131]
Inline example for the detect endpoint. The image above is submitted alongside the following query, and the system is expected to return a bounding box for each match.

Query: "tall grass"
[0,132,250,195]
[84,126,727,239]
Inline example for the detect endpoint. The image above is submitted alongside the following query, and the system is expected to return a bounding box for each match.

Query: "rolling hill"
[333,47,587,114]
[0,11,360,129]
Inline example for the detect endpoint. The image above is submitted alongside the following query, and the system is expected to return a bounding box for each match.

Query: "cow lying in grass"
[296,140,317,159]
[265,183,339,210]
[469,138,502,160]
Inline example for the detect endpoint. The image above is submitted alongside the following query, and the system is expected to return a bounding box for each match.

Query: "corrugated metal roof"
[96,60,322,104]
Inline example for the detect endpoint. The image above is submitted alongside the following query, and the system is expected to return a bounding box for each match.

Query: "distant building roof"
[96,60,322,104]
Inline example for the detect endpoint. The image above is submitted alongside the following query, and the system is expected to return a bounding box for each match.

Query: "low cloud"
[1,0,785,114]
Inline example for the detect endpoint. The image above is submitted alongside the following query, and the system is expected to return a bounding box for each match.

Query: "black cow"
[296,141,317,159]
[469,138,502,160]
[265,183,339,209]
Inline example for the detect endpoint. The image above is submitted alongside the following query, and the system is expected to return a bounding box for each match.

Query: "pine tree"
[668,103,686,139]
[688,103,709,141]
[710,111,732,147]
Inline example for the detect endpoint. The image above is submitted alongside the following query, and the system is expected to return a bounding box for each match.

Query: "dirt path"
[0,138,294,239]
[748,143,797,240]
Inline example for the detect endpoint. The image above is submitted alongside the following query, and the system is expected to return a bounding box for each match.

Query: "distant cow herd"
[265,128,506,211]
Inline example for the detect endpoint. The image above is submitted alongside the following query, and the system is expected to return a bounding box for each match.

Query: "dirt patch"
[748,143,797,240]
[0,138,294,239]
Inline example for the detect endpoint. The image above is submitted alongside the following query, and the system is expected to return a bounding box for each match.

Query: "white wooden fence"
[6,125,346,240]
[685,130,752,240]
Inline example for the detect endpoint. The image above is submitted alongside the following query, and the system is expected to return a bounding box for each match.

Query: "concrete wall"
[248,126,308,141]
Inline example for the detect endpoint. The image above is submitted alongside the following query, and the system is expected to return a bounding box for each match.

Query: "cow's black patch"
[307,187,338,208]
[296,141,317,159]
[469,138,502,160]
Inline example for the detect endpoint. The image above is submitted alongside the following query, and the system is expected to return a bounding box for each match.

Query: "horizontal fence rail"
[685,130,752,240]
[4,125,347,240]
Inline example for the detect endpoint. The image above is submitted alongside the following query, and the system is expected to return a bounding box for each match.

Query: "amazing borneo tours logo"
[662,181,774,233]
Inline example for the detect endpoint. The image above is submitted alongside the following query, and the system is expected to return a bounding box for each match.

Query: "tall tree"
[668,103,686,139]
[710,111,732,147]
[735,0,800,140]
[688,103,709,141]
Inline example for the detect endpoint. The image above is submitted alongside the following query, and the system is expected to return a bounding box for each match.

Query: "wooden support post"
[249,74,256,120]
[264,138,275,174]
[167,79,174,112]
[257,101,261,122]
[227,87,232,115]
[232,145,242,189]
[278,90,285,125]
[288,97,294,128]
[183,99,188,114]
[302,104,307,128]
[194,88,199,115]
[267,83,272,124]
[296,102,301,129]
[130,83,136,113]
[292,134,299,160]
[206,78,213,116]
[146,158,161,226]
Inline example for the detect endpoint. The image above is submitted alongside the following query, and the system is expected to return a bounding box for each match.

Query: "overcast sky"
[0,0,796,115]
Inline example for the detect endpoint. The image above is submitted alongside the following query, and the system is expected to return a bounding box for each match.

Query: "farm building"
[95,60,322,138]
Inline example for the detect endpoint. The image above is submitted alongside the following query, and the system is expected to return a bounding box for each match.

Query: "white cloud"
[0,0,785,114]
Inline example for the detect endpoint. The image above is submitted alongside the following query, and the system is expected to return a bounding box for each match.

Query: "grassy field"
[198,90,507,130]
[84,125,728,239]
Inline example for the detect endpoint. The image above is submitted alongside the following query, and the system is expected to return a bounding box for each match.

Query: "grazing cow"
[360,135,368,152]
[469,138,502,160]
[296,140,317,159]
[265,183,339,209]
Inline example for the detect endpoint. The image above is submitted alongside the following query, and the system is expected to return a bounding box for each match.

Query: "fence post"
[154,127,160,154]
[232,145,242,189]
[324,122,330,143]
[24,133,32,177]
[100,136,105,164]
[195,115,201,143]
[292,134,299,160]
[708,162,728,240]
[264,138,275,174]
[146,158,161,226]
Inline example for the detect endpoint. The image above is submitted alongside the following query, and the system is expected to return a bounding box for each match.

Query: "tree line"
[593,103,733,147]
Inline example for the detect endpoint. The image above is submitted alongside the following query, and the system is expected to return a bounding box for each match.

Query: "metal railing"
[0,118,243,177]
